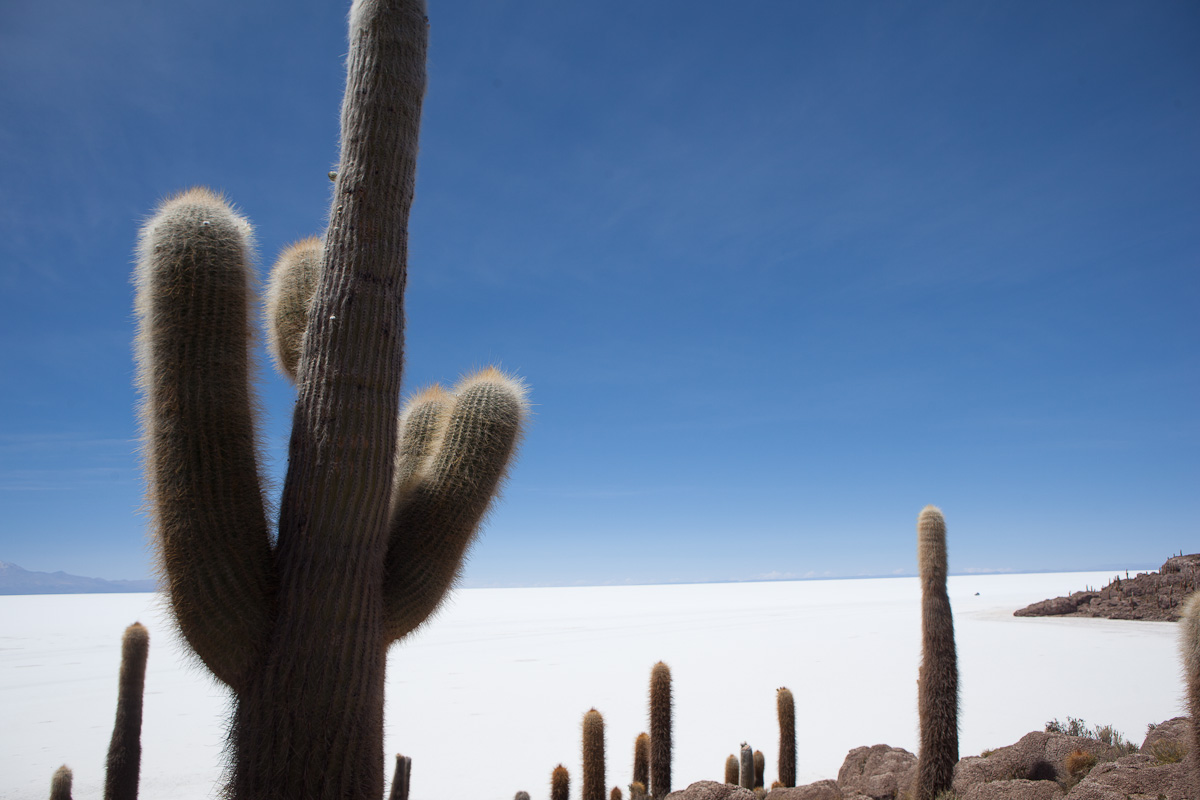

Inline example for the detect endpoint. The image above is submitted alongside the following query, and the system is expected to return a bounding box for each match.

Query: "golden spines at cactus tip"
[917,505,948,588]
[633,732,650,787]
[724,754,738,784]
[551,764,570,800]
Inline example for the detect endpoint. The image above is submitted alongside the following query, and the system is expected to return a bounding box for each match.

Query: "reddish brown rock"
[1015,554,1200,621]
[1063,752,1195,799]
[665,782,757,800]
[764,780,842,800]
[961,778,1064,799]
[951,732,1122,795]
[836,745,915,800]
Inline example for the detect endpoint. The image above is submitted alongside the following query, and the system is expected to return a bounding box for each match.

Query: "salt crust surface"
[0,571,1184,799]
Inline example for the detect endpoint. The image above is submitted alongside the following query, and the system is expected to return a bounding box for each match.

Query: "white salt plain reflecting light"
[0,571,1185,799]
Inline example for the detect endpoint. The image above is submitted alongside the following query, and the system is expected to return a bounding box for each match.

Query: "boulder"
[764,780,842,800]
[666,782,758,800]
[952,732,1121,795]
[836,745,915,800]
[1063,752,1195,800]
[960,778,1064,799]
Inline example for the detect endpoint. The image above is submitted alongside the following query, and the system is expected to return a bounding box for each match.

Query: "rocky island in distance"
[1014,553,1199,622]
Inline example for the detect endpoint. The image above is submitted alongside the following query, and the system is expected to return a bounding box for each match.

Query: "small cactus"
[649,662,672,798]
[777,687,796,787]
[629,781,648,800]
[753,749,764,788]
[633,732,650,787]
[104,622,149,800]
[263,236,322,382]
[551,765,570,800]
[611,788,623,800]
[724,754,738,784]
[50,766,72,800]
[583,709,606,800]
[739,743,754,789]
[914,505,959,800]
[514,793,530,800]
[387,755,411,800]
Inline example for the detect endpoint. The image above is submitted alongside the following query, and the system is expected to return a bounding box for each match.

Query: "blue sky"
[1,0,1196,587]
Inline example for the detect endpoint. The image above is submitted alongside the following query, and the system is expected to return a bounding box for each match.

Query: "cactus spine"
[104,623,148,800]
[387,755,411,800]
[133,4,528,798]
[753,750,764,788]
[551,765,570,800]
[1181,592,1200,790]
[633,732,650,787]
[50,766,72,800]
[724,754,738,784]
[649,662,672,798]
[777,687,795,787]
[583,709,606,800]
[738,743,754,789]
[914,505,959,800]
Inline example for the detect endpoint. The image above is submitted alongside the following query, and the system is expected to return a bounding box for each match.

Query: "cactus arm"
[263,237,322,382]
[134,188,275,691]
[382,369,527,642]
[104,623,148,800]
[229,2,428,797]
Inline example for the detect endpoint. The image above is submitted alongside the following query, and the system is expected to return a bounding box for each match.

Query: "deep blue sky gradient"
[1,0,1197,586]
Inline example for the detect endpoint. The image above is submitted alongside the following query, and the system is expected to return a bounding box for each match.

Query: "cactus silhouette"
[753,749,764,788]
[776,687,795,787]
[914,505,959,800]
[633,732,650,788]
[50,766,72,800]
[1181,592,1200,789]
[583,709,606,800]
[551,765,570,800]
[104,623,148,800]
[133,3,527,798]
[724,754,738,784]
[738,743,754,789]
[387,755,411,800]
[649,662,672,798]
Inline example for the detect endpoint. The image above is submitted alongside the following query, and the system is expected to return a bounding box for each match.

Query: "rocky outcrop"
[961,778,1064,799]
[764,781,842,800]
[666,782,757,800]
[951,731,1122,794]
[835,745,915,799]
[1014,554,1199,621]
[1063,753,1194,799]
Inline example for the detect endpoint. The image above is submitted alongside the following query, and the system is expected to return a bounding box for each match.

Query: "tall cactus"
[104,623,149,800]
[551,765,570,800]
[1180,592,1200,790]
[387,755,411,800]
[133,3,528,798]
[633,732,650,788]
[914,506,959,800]
[583,709,606,800]
[752,750,764,788]
[50,766,72,800]
[649,662,672,798]
[738,743,754,790]
[776,687,795,787]
[724,755,738,784]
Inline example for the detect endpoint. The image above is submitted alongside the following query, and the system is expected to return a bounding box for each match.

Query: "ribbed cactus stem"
[264,237,322,382]
[50,766,72,800]
[1180,592,1200,789]
[649,662,672,798]
[551,765,570,800]
[753,750,764,788]
[914,505,959,800]
[633,732,650,787]
[724,755,738,784]
[104,623,148,800]
[387,754,411,800]
[738,743,754,789]
[777,687,796,787]
[583,709,606,800]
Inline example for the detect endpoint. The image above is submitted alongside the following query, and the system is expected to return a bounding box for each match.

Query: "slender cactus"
[753,750,764,788]
[777,687,795,787]
[633,732,650,787]
[724,755,738,784]
[738,743,754,789]
[914,505,959,800]
[133,3,528,798]
[104,623,149,800]
[649,662,672,798]
[551,765,570,800]
[50,766,72,800]
[1180,592,1200,790]
[583,709,606,800]
[387,755,411,800]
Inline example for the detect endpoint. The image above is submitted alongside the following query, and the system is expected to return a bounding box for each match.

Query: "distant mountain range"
[0,561,158,595]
